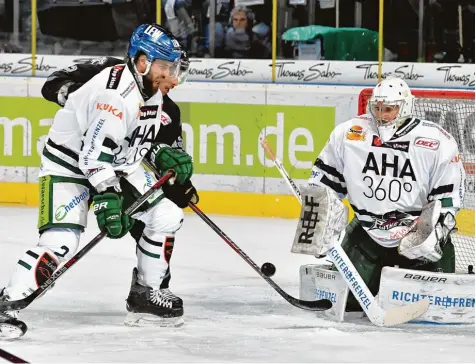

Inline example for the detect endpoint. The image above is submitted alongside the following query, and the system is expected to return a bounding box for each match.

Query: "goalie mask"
[368,77,415,142]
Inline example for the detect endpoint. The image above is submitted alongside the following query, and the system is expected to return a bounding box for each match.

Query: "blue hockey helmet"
[128,24,182,72]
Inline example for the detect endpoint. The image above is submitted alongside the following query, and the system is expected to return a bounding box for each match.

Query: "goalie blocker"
[291,185,348,257]
[294,185,475,324]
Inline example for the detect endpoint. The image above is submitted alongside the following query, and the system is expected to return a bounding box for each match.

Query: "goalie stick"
[0,348,29,363]
[0,171,175,313]
[142,160,332,312]
[261,139,430,326]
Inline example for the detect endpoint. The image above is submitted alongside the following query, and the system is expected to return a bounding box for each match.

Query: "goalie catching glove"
[398,200,456,262]
[151,144,193,185]
[291,184,348,257]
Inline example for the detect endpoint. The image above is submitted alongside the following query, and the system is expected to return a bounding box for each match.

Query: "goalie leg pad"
[378,266,475,324]
[292,185,348,256]
[300,264,349,322]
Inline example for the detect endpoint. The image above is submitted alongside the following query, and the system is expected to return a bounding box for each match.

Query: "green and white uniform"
[310,114,465,247]
[309,114,465,310]
[4,64,184,302]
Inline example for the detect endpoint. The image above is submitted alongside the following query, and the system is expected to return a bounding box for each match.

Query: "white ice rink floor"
[0,206,474,363]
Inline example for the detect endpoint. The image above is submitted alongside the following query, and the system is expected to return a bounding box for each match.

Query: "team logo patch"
[369,211,416,231]
[164,236,175,264]
[346,125,366,141]
[414,137,440,150]
[85,166,105,178]
[372,135,383,146]
[160,112,172,125]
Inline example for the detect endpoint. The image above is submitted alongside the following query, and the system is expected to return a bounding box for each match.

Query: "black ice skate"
[124,268,184,327]
[0,288,27,340]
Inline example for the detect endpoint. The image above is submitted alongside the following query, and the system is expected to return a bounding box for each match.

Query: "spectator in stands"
[197,0,229,57]
[224,5,254,58]
[224,5,271,59]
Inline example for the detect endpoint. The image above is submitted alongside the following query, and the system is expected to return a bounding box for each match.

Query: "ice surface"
[0,207,474,363]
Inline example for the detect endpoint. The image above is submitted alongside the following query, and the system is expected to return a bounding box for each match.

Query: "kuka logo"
[96,103,123,120]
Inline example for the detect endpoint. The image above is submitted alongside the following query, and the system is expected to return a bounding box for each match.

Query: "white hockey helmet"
[368,77,415,141]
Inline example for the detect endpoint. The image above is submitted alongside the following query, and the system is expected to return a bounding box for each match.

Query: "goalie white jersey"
[309,114,465,247]
[40,64,163,189]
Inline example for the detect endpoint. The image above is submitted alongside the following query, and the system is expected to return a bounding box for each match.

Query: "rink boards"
[0,78,473,237]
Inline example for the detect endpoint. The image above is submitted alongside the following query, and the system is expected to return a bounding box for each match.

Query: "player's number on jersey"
[55,245,70,258]
[113,146,149,165]
[363,176,412,202]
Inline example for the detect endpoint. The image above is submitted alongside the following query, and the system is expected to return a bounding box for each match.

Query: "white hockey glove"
[291,184,348,257]
[398,200,456,262]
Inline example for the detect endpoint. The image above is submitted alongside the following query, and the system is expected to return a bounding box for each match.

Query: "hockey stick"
[187,202,332,311]
[261,139,430,326]
[0,348,29,363]
[142,160,332,311]
[0,171,175,312]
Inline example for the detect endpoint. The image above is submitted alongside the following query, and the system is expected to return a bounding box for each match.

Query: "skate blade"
[0,319,28,340]
[124,312,184,328]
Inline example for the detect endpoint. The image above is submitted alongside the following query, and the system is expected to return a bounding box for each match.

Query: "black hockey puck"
[261,262,276,277]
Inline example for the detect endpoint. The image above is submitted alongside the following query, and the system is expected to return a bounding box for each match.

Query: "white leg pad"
[378,267,475,324]
[300,264,349,322]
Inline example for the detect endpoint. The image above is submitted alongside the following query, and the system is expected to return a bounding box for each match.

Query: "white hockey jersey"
[309,114,465,247]
[40,64,163,190]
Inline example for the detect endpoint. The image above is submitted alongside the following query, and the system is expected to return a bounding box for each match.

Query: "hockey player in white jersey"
[0,23,192,338]
[298,77,465,313]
